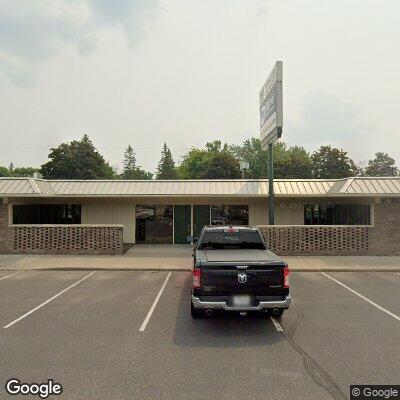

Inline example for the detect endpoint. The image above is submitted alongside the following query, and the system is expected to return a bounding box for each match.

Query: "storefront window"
[304,204,370,225]
[136,205,173,244]
[13,204,81,224]
[210,205,249,226]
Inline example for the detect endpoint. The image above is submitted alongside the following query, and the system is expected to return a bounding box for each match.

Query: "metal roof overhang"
[4,193,398,199]
[1,177,400,198]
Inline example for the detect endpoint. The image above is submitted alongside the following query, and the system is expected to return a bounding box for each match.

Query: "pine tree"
[120,145,153,180]
[156,143,178,180]
[121,145,137,179]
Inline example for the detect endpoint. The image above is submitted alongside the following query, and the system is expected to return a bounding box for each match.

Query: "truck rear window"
[198,231,266,250]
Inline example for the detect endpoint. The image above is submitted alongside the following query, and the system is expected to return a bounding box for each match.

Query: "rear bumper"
[191,294,291,311]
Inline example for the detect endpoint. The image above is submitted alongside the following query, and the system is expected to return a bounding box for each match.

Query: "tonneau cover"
[200,249,284,264]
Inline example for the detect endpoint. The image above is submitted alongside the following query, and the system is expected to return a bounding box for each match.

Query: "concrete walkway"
[0,245,399,272]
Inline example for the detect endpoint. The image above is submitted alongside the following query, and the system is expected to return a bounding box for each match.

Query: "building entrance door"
[173,205,191,244]
[135,205,173,244]
[193,205,210,239]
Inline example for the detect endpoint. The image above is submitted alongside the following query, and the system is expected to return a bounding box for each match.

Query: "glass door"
[136,205,173,244]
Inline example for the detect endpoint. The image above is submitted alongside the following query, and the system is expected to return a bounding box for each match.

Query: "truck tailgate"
[200,265,285,296]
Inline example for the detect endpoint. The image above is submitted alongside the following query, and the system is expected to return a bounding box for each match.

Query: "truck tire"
[191,301,204,318]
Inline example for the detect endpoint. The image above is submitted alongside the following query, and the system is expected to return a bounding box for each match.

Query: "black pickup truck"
[190,226,291,318]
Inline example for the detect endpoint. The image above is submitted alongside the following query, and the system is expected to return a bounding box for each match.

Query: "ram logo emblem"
[237,272,247,284]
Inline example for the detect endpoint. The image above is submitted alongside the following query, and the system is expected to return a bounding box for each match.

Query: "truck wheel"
[191,301,204,318]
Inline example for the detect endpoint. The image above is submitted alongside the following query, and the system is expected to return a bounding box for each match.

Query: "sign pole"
[268,142,274,225]
[259,61,283,227]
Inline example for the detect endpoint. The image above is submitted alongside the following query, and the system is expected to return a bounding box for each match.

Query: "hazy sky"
[0,0,399,173]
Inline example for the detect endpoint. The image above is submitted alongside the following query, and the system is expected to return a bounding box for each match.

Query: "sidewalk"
[284,256,400,272]
[0,245,399,272]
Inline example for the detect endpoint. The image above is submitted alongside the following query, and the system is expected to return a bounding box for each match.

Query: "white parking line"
[0,270,24,281]
[321,272,400,322]
[3,272,95,329]
[139,272,171,332]
[270,316,283,332]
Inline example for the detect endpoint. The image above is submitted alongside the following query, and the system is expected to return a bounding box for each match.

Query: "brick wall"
[0,201,12,253]
[258,225,370,256]
[368,202,400,256]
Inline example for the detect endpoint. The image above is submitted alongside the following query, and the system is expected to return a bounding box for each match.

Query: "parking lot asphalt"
[0,271,399,400]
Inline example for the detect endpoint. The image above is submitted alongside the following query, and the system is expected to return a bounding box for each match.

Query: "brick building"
[0,177,399,255]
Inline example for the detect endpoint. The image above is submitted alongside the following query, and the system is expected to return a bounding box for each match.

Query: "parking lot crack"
[286,300,304,340]
[283,302,347,400]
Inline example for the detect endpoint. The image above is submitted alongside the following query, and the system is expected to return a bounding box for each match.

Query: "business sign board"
[259,61,283,151]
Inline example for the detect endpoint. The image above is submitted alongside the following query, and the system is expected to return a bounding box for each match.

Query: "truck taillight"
[192,268,201,289]
[283,266,290,288]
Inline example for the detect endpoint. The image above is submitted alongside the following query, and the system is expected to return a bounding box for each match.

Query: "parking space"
[0,271,92,326]
[133,272,330,400]
[0,270,399,399]
[280,273,400,395]
[321,271,400,316]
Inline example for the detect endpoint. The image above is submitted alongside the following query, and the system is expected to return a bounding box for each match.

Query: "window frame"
[304,203,371,226]
[12,204,82,225]
[210,205,249,226]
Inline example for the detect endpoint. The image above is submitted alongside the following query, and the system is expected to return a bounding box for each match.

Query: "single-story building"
[0,177,399,255]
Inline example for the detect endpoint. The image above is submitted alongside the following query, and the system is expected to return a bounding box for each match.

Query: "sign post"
[259,61,283,225]
[268,142,274,224]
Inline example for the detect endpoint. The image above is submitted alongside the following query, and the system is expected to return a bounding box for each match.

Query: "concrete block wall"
[258,201,400,256]
[0,201,12,253]
[258,225,370,256]
[1,200,124,255]
[10,225,124,255]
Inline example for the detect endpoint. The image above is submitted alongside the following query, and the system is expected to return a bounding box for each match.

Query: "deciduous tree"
[0,166,9,177]
[0,164,39,177]
[364,152,398,176]
[178,141,240,179]
[311,145,359,178]
[178,148,208,179]
[40,135,115,179]
[200,151,241,179]
[12,167,40,177]
[230,138,313,179]
[281,145,313,178]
